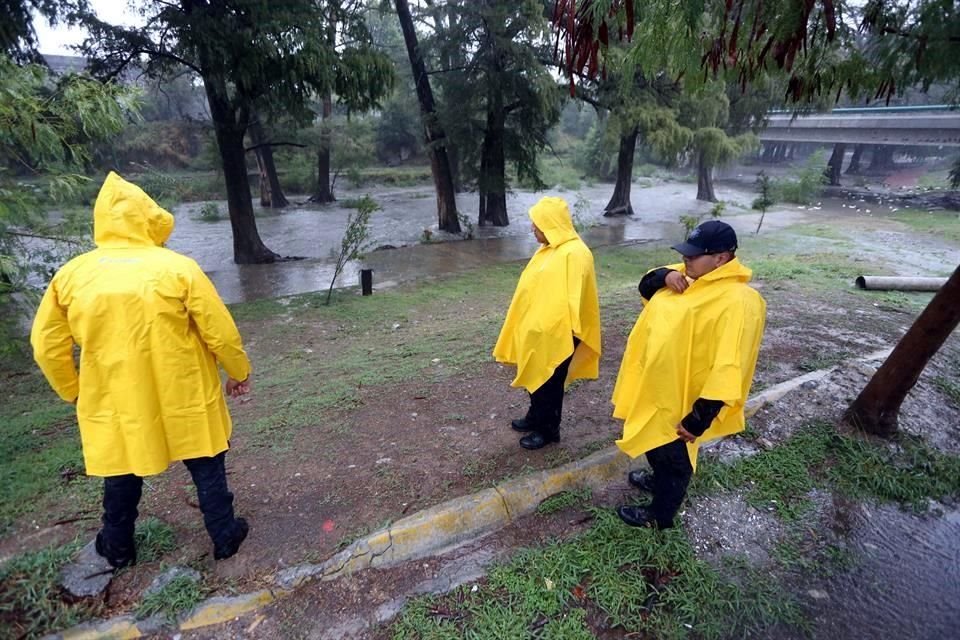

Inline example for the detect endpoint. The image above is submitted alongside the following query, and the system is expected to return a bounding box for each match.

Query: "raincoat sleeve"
[184,262,252,382]
[31,279,79,402]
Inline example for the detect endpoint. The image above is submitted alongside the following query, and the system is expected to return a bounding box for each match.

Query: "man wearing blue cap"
[611,220,766,529]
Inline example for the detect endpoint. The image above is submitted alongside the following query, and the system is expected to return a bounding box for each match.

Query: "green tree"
[81,0,393,264]
[677,82,758,202]
[0,55,136,356]
[427,0,562,227]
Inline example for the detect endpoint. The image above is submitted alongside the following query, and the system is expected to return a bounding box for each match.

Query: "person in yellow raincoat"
[31,172,253,567]
[493,196,601,449]
[611,220,765,529]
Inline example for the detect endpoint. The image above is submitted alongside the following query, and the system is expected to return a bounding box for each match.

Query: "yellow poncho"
[493,197,601,392]
[31,172,252,477]
[611,258,766,469]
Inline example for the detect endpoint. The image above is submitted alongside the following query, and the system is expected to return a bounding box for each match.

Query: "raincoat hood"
[529,196,579,247]
[93,171,175,248]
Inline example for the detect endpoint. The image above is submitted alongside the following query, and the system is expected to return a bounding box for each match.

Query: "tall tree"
[428,0,562,227]
[81,0,393,264]
[677,82,758,202]
[394,0,461,233]
[247,110,290,208]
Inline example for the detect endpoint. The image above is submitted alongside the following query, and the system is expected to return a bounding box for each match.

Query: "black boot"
[214,518,249,560]
[617,505,671,529]
[511,418,535,432]
[519,431,560,450]
[95,531,137,569]
[627,470,655,493]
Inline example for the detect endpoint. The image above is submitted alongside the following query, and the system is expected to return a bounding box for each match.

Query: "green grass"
[135,574,205,622]
[892,209,960,245]
[135,518,177,563]
[0,371,92,531]
[934,376,960,406]
[228,244,678,451]
[389,509,807,639]
[536,488,592,515]
[0,540,100,639]
[692,420,960,520]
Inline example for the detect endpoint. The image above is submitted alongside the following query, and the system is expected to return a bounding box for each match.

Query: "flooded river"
[165,181,758,303]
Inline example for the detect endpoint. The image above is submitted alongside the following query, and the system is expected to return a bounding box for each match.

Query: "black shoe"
[95,532,137,569]
[617,505,671,529]
[627,470,655,493]
[519,432,559,450]
[214,518,249,560]
[511,418,535,432]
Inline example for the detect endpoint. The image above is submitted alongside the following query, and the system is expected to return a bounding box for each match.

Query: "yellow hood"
[93,171,175,248]
[529,196,580,247]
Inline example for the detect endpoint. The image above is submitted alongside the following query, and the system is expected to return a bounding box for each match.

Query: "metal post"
[360,269,373,296]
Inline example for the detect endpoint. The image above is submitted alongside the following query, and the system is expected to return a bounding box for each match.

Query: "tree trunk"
[824,143,845,186]
[203,81,278,264]
[845,265,960,436]
[311,93,336,203]
[869,145,896,171]
[696,149,716,202]
[248,114,288,208]
[604,126,638,216]
[478,97,509,226]
[395,0,461,233]
[846,144,864,175]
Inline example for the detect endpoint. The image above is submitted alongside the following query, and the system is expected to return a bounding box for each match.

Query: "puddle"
[810,503,960,639]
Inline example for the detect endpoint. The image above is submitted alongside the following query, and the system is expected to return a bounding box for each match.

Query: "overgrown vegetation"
[390,509,807,639]
[769,151,828,205]
[326,196,378,305]
[135,574,205,622]
[693,420,960,519]
[0,540,98,640]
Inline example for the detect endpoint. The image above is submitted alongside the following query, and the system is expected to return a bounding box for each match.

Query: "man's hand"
[676,424,697,443]
[665,270,691,293]
[225,377,251,398]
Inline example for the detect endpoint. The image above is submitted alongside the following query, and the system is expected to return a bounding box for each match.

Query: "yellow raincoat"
[611,258,765,469]
[31,172,251,477]
[493,197,601,392]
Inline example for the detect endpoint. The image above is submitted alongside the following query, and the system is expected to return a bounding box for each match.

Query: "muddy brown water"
[165,182,761,304]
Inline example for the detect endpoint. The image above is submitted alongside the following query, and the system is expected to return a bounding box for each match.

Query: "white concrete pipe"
[855,276,949,291]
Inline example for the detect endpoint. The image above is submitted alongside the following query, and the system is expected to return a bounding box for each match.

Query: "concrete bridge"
[761,106,960,147]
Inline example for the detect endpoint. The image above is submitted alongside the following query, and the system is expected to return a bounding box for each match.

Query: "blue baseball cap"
[671,220,738,256]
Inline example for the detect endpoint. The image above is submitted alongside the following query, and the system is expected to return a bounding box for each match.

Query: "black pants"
[98,452,238,562]
[645,439,693,528]
[524,339,580,439]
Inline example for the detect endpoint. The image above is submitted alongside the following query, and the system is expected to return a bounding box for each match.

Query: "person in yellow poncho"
[31,172,253,567]
[611,220,766,529]
[493,196,601,450]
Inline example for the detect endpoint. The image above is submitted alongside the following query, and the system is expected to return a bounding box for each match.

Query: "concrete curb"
[51,353,891,638]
